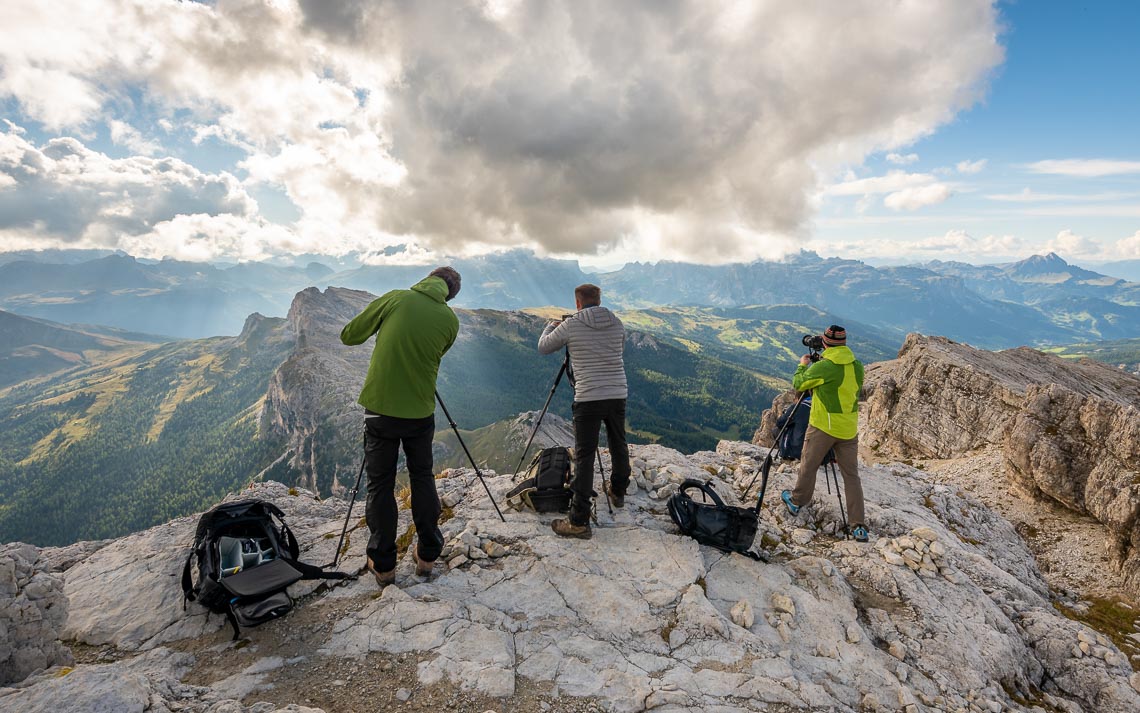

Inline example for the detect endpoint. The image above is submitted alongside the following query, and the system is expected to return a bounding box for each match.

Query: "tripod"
[329,427,366,569]
[744,391,809,509]
[512,348,614,513]
[822,449,849,538]
[436,391,506,522]
[512,349,571,477]
[329,393,509,567]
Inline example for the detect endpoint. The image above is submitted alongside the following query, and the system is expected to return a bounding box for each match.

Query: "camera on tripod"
[802,334,825,362]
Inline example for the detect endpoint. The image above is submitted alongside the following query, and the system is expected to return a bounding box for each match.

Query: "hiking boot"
[551,518,593,539]
[780,490,801,516]
[852,525,869,543]
[367,556,395,587]
[605,482,625,509]
[412,548,434,577]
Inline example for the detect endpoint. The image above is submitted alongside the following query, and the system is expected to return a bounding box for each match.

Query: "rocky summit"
[858,334,1140,597]
[3,438,1140,713]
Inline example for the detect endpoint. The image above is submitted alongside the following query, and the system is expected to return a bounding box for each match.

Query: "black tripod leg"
[512,356,569,477]
[830,461,848,538]
[598,447,613,515]
[436,391,506,522]
[330,428,368,568]
[745,391,809,495]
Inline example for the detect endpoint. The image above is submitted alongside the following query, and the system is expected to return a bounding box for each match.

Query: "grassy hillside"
[1041,337,1140,376]
[0,310,161,388]
[612,304,900,377]
[436,309,779,456]
[0,316,293,546]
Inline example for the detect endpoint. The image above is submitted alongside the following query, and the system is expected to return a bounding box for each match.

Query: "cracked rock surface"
[0,542,72,685]
[7,445,1140,712]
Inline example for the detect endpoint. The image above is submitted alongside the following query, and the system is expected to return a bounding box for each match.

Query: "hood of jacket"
[410,276,450,304]
[822,345,856,365]
[575,305,618,329]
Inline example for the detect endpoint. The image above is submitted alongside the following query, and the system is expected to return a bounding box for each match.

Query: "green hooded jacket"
[792,346,864,440]
[340,276,459,419]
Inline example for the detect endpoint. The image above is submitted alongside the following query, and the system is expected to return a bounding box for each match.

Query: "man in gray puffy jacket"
[538,283,631,538]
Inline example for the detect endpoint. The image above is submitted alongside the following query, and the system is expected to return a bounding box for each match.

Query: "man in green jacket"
[340,267,461,586]
[780,325,869,542]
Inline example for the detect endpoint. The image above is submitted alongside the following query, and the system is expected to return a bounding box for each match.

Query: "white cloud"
[0,0,1004,261]
[884,184,953,211]
[955,158,987,174]
[819,229,1025,261]
[1110,231,1140,259]
[119,213,299,262]
[109,120,162,156]
[826,170,953,211]
[826,171,939,196]
[1027,159,1140,177]
[985,188,1136,202]
[0,127,259,256]
[819,228,1140,264]
[1044,229,1102,258]
[886,152,919,165]
[1011,204,1140,218]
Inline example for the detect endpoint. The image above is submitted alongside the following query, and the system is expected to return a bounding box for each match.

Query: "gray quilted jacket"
[537,306,628,402]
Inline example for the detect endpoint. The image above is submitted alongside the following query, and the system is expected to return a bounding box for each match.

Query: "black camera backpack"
[667,480,764,561]
[774,398,811,461]
[181,499,349,639]
[505,446,573,512]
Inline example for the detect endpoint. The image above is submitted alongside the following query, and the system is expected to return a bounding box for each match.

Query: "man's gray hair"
[430,266,461,301]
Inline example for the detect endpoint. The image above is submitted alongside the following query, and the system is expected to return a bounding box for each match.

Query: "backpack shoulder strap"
[289,559,354,581]
[224,603,242,641]
[181,550,196,607]
[506,476,539,500]
[678,479,726,508]
[263,505,301,560]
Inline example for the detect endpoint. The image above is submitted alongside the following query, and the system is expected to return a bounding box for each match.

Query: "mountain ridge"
[2,250,1137,348]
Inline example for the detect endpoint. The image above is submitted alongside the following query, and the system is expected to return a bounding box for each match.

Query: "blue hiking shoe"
[852,525,869,543]
[780,490,800,516]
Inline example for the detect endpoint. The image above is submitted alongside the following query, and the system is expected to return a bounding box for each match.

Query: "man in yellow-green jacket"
[340,267,461,586]
[780,325,869,542]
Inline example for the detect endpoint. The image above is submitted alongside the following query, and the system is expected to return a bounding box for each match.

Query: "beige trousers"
[790,425,865,527]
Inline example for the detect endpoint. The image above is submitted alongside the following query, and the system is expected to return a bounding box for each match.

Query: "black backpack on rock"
[181,499,349,639]
[667,480,764,561]
[506,447,573,513]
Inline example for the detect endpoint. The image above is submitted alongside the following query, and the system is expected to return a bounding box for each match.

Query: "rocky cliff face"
[859,334,1140,595]
[0,543,71,686]
[4,444,1140,712]
[262,287,376,495]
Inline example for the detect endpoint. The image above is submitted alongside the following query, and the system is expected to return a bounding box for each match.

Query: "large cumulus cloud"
[0,126,269,259]
[0,0,1004,262]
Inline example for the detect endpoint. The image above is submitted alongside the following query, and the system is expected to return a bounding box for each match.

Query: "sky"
[0,0,1137,269]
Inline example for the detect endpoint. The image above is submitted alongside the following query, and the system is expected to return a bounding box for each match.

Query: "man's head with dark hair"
[574,283,602,309]
[429,266,461,301]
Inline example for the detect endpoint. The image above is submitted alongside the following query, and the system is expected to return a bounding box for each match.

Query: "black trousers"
[569,398,632,525]
[363,413,444,572]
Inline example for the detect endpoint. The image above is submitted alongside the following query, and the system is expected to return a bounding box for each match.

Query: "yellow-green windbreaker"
[792,346,864,439]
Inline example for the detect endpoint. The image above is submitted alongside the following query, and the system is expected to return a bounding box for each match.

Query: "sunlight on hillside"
[676,337,702,353]
[21,362,137,463]
[145,352,221,442]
